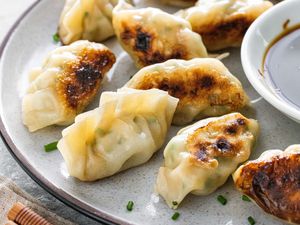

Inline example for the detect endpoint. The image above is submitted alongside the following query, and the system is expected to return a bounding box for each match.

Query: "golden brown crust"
[165,0,197,7]
[56,47,116,113]
[131,65,247,109]
[120,24,189,67]
[186,114,250,167]
[235,154,300,224]
[193,14,253,51]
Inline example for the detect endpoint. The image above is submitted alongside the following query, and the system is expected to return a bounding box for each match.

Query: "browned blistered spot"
[225,118,246,135]
[198,75,215,89]
[120,24,188,67]
[168,0,197,7]
[56,47,116,112]
[192,14,254,51]
[235,154,300,224]
[186,114,249,165]
[131,66,248,109]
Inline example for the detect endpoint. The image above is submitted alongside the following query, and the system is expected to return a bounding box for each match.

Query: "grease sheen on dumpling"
[176,0,273,51]
[58,0,118,45]
[125,58,249,125]
[233,145,300,225]
[112,0,207,68]
[58,88,179,181]
[156,113,259,208]
[22,40,116,132]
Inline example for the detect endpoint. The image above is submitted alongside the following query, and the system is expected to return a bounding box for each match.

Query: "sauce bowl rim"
[241,0,300,121]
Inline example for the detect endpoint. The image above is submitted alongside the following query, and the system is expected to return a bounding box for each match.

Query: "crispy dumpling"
[112,0,207,68]
[162,0,197,7]
[156,113,259,208]
[125,58,249,125]
[233,145,300,224]
[58,88,179,181]
[22,40,116,132]
[176,0,273,51]
[58,0,118,45]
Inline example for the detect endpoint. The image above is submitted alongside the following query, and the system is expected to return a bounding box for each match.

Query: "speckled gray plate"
[0,0,295,224]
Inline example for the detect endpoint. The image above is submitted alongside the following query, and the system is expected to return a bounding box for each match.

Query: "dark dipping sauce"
[263,22,300,109]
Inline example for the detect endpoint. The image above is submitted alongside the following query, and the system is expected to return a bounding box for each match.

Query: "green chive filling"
[171,212,180,220]
[242,195,251,202]
[248,216,256,225]
[217,195,227,205]
[126,201,134,211]
[44,141,58,152]
[52,33,60,43]
[172,201,178,206]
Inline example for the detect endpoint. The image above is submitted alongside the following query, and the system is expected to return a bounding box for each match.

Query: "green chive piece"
[44,141,58,152]
[248,216,256,225]
[172,201,178,206]
[52,33,60,43]
[126,201,134,211]
[217,195,227,205]
[84,11,89,17]
[242,195,251,202]
[171,212,180,221]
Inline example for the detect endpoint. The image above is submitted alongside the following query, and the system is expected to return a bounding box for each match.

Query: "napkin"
[0,176,75,225]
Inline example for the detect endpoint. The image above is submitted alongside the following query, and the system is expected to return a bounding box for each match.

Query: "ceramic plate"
[0,0,295,224]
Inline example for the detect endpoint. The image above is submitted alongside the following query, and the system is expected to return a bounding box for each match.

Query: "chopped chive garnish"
[217,195,227,205]
[171,212,180,220]
[126,201,134,211]
[84,11,89,17]
[172,201,178,206]
[44,141,58,152]
[52,33,60,43]
[242,195,251,202]
[248,216,256,225]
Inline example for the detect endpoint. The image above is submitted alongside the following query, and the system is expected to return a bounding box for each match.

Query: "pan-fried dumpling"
[58,88,179,181]
[156,113,259,208]
[112,1,207,68]
[162,0,197,7]
[233,145,300,224]
[22,40,116,132]
[176,0,273,51]
[58,0,118,45]
[125,58,249,125]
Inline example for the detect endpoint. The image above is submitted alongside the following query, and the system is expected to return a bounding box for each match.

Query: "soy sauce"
[263,22,300,109]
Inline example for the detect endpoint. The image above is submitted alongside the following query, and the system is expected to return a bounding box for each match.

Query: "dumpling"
[58,88,179,181]
[233,145,300,224]
[125,58,249,125]
[112,1,207,68]
[58,0,118,45]
[155,113,259,208]
[162,0,197,7]
[22,40,116,132]
[176,0,273,51]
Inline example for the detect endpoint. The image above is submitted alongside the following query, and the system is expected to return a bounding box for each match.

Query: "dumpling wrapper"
[58,88,179,181]
[22,40,116,132]
[233,145,300,225]
[125,58,249,125]
[156,112,259,208]
[176,0,273,51]
[112,0,207,68]
[58,0,118,45]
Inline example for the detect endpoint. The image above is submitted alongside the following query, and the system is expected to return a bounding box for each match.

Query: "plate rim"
[0,1,131,224]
